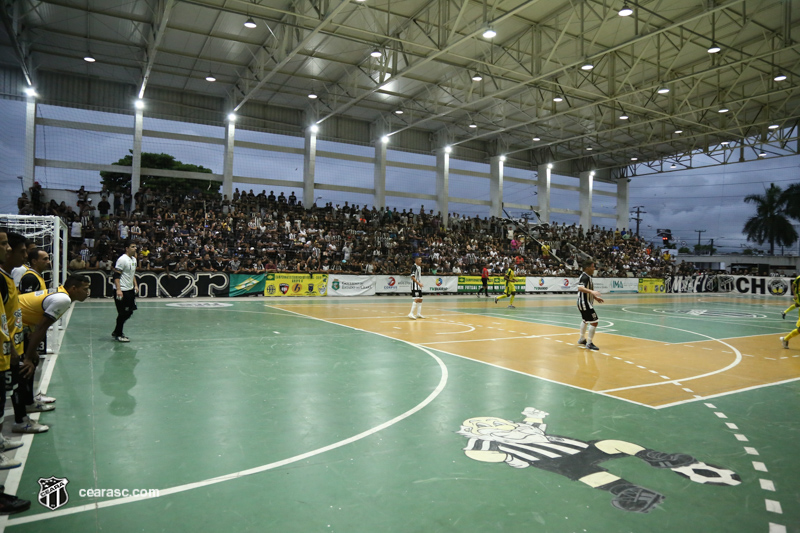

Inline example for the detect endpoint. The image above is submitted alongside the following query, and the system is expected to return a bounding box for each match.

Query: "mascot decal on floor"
[458,407,740,513]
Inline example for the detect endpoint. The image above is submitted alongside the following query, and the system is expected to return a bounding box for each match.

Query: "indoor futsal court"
[0,292,796,533]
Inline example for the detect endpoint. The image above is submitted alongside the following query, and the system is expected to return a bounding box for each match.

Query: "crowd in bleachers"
[16,184,673,278]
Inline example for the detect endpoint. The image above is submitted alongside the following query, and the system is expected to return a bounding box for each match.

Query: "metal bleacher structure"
[1,0,799,227]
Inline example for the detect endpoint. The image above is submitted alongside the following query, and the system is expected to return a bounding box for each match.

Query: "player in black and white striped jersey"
[408,255,425,319]
[577,259,604,351]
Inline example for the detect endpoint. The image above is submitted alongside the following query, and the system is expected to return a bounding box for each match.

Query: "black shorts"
[115,290,138,314]
[481,278,488,286]
[579,307,598,322]
[411,289,422,298]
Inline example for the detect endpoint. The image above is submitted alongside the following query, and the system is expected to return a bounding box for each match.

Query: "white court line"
[420,332,576,346]
[5,306,449,528]
[434,323,476,334]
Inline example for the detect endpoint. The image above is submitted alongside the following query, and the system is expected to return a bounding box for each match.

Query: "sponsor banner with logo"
[719,276,792,298]
[376,275,412,294]
[593,278,640,293]
[420,275,459,294]
[75,270,229,298]
[229,274,267,297]
[457,276,520,294]
[264,273,328,297]
[638,278,666,294]
[327,276,376,296]
[526,277,579,293]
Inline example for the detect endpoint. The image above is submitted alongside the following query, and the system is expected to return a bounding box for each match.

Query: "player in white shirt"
[111,243,139,342]
[408,255,426,319]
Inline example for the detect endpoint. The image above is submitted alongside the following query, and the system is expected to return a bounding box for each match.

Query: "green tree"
[743,183,798,255]
[100,152,218,196]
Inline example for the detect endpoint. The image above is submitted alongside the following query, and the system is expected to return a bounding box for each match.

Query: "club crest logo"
[332,279,340,291]
[38,476,69,511]
[279,283,289,295]
[318,283,327,295]
[768,279,788,296]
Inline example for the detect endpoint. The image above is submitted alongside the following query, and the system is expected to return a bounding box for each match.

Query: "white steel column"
[536,165,551,223]
[579,171,594,230]
[374,137,387,209]
[436,148,450,227]
[616,178,630,231]
[222,115,235,199]
[131,106,144,196]
[23,95,36,192]
[303,126,318,208]
[490,156,504,217]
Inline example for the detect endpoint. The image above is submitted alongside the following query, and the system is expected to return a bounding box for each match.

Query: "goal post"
[0,214,69,289]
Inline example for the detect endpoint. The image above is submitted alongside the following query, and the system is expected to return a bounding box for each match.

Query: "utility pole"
[695,229,706,247]
[630,206,646,238]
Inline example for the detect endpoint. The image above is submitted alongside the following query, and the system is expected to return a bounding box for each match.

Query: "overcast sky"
[1,98,798,254]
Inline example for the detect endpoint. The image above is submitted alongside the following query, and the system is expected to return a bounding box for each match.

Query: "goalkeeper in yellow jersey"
[495,263,518,309]
[780,274,800,349]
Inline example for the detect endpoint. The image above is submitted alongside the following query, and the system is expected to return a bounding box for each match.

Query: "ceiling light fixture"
[500,155,506,162]
[370,48,382,58]
[721,141,729,146]
[768,124,780,129]
[674,130,683,134]
[471,73,483,81]
[83,54,96,63]
[759,152,767,157]
[394,109,403,115]
[482,27,497,39]
[657,86,670,94]
[444,146,452,153]
[227,113,237,122]
[469,123,477,129]
[547,163,553,169]
[381,135,389,144]
[134,99,144,109]
[586,147,593,150]
[244,17,257,29]
[553,97,563,102]
[670,164,677,169]
[718,107,729,113]
[532,137,541,142]
[205,73,216,82]
[631,157,638,161]
[618,3,633,16]
[774,74,787,82]
[24,87,37,97]
[581,63,594,71]
[308,93,318,99]
[619,114,629,120]
[708,43,721,54]
[309,124,319,133]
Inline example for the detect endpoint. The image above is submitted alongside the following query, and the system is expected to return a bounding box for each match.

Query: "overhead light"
[631,157,638,161]
[205,73,216,82]
[134,99,144,109]
[482,27,497,39]
[83,54,96,63]
[308,93,318,99]
[532,137,541,142]
[619,114,629,120]
[227,113,237,121]
[381,135,389,144]
[657,86,670,94]
[469,123,477,129]
[718,107,729,113]
[618,3,633,16]
[581,63,594,71]
[394,109,403,115]
[444,145,452,153]
[23,87,37,97]
[553,97,563,102]
[586,147,593,150]
[721,141,729,146]
[768,124,780,130]
[500,155,506,162]
[670,164,677,169]
[471,73,483,81]
[370,48,382,58]
[759,151,766,157]
[244,17,257,29]
[309,124,319,133]
[774,74,787,82]
[674,129,683,134]
[547,163,553,169]
[708,43,721,54]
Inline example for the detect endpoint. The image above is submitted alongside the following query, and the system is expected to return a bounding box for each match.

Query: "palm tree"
[743,183,798,255]
[781,183,800,220]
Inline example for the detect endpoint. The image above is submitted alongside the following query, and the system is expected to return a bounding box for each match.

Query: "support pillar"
[489,156,504,217]
[222,116,235,199]
[436,148,450,227]
[579,170,594,231]
[616,178,629,231]
[374,138,387,209]
[536,165,551,223]
[23,95,36,192]
[131,106,144,196]
[303,126,318,208]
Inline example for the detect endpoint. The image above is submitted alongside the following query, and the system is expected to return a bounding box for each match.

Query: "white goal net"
[0,215,69,289]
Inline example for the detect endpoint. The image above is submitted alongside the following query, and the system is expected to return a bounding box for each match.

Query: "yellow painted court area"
[278,299,800,408]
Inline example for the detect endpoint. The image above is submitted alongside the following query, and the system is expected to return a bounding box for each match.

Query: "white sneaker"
[12,417,49,434]
[0,453,21,470]
[407,314,417,320]
[416,315,426,319]
[34,393,56,404]
[26,401,55,413]
[0,435,22,452]
[781,337,789,349]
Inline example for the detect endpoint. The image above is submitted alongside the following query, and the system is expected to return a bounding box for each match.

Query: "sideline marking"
[5,305,448,528]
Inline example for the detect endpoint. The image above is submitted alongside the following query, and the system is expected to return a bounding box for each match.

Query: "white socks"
[587,325,596,343]
[410,302,418,315]
[416,302,422,316]
[579,322,587,341]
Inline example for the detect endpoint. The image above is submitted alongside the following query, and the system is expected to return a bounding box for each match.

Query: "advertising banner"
[457,275,520,294]
[76,270,229,298]
[229,274,266,297]
[375,275,412,294]
[719,276,793,298]
[327,275,376,296]
[420,276,459,294]
[525,277,578,293]
[593,278,640,293]
[264,273,328,297]
[638,278,666,294]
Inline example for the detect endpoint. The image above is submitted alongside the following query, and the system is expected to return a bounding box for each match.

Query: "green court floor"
[2,295,797,533]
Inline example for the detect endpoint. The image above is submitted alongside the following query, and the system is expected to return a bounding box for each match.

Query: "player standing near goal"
[780,274,800,348]
[408,255,426,320]
[577,260,604,351]
[495,263,517,308]
[18,248,49,294]
[112,242,138,342]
